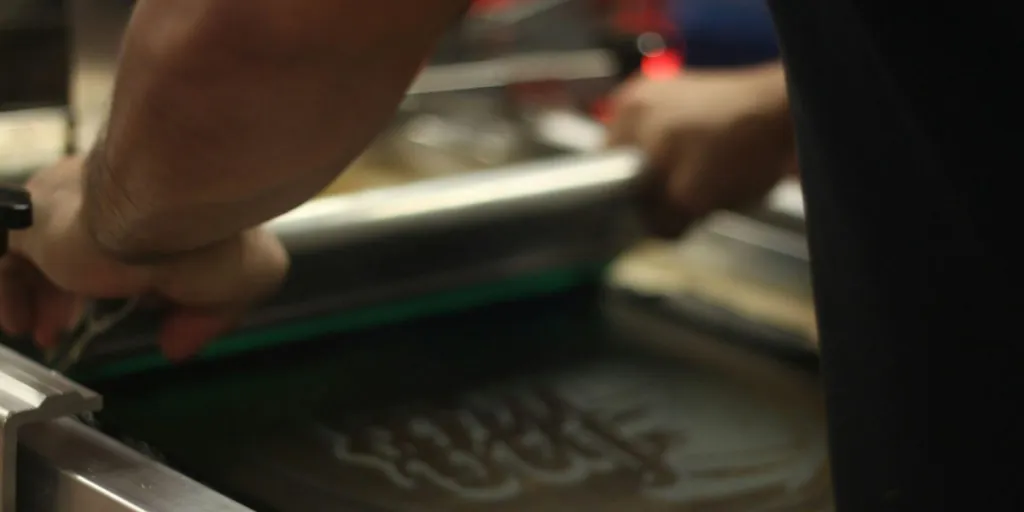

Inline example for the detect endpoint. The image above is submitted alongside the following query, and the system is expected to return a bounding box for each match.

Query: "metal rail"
[0,345,102,512]
[19,418,253,512]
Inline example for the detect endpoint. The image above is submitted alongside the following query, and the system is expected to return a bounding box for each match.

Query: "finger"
[149,229,287,361]
[605,106,643,147]
[606,74,643,106]
[155,229,288,307]
[157,307,243,362]
[635,163,680,238]
[665,152,712,216]
[634,111,681,171]
[690,132,790,213]
[0,256,37,336]
[645,153,705,239]
[605,86,648,147]
[641,188,695,239]
[32,280,77,349]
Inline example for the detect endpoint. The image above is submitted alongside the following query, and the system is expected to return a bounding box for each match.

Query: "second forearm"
[751,61,794,137]
[747,61,798,174]
[85,0,467,262]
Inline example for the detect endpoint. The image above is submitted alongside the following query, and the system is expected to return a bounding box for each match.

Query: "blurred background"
[2,1,827,511]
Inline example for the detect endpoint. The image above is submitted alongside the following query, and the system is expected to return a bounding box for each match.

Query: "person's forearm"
[749,60,797,174]
[765,62,800,177]
[749,60,791,127]
[84,0,469,263]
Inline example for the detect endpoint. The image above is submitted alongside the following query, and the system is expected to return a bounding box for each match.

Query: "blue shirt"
[669,0,779,67]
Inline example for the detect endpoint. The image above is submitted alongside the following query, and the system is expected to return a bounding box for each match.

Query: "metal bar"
[267,148,644,254]
[409,49,617,94]
[0,345,102,512]
[19,418,252,512]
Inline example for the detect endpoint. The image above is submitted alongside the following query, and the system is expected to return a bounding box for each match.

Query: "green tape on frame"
[73,263,609,382]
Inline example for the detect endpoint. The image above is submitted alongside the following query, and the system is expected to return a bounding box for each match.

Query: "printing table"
[83,284,829,512]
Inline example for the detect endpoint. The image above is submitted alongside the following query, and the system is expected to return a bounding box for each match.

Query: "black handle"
[0,186,32,256]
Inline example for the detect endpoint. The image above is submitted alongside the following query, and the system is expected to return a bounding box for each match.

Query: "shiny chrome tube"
[19,418,251,512]
[269,148,643,253]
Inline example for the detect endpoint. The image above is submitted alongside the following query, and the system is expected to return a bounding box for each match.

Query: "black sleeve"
[768,1,1022,510]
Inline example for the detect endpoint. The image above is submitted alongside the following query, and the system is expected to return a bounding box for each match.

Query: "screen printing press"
[1,107,826,512]
[0,3,826,511]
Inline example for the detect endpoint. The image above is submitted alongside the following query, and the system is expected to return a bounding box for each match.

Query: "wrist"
[81,147,147,264]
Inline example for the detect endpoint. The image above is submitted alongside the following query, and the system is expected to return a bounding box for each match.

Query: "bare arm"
[84,0,469,262]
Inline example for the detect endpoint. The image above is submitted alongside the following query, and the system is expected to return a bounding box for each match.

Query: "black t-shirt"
[768,1,1020,510]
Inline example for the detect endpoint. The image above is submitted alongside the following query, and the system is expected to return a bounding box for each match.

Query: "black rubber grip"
[0,185,32,256]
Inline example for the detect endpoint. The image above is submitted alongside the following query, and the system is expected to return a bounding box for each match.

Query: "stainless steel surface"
[437,0,601,63]
[373,92,570,177]
[0,345,101,512]
[703,212,809,263]
[409,50,616,95]
[766,178,805,220]
[269,148,642,253]
[609,239,817,355]
[278,141,804,265]
[471,0,575,26]
[19,417,251,512]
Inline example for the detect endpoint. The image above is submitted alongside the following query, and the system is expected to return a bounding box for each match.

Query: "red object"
[591,97,612,123]
[641,48,683,80]
[468,0,518,15]
[607,0,676,36]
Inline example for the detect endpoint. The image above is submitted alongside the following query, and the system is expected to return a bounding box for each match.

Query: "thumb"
[157,307,243,361]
